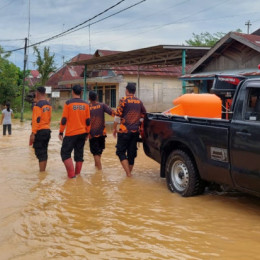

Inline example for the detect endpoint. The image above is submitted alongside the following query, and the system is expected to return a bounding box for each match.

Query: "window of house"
[96,86,103,103]
[105,85,116,108]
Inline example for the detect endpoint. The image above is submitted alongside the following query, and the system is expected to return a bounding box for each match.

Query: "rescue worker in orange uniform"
[29,86,52,172]
[59,85,90,178]
[89,90,115,170]
[113,82,146,177]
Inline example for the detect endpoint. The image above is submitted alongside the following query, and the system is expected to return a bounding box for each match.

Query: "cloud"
[1,0,260,69]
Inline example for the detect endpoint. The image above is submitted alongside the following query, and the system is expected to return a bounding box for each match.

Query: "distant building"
[26,70,41,87]
[47,50,194,112]
[181,31,260,93]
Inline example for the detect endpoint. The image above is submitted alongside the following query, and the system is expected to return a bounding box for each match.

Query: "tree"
[0,46,20,105]
[185,29,242,47]
[33,46,56,85]
[185,32,226,47]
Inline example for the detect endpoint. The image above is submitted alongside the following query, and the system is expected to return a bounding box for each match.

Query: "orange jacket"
[31,100,52,134]
[59,98,90,136]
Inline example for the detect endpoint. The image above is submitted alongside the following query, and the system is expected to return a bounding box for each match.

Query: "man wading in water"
[113,82,146,177]
[88,90,114,170]
[29,86,52,172]
[59,85,90,178]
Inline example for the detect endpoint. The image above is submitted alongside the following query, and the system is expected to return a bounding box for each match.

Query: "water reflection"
[0,120,259,259]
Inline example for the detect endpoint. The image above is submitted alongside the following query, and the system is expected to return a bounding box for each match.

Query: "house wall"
[53,74,182,112]
[119,75,182,112]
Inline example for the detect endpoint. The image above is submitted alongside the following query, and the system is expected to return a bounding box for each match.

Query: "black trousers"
[61,133,87,162]
[89,136,106,156]
[3,124,11,135]
[33,129,51,162]
[116,132,139,165]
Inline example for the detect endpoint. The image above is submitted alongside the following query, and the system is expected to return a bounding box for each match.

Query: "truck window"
[244,88,260,121]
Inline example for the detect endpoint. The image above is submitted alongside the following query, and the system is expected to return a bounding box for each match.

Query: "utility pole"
[245,20,252,34]
[20,37,28,122]
[89,24,91,54]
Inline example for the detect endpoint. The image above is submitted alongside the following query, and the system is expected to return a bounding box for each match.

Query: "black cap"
[72,85,82,95]
[126,82,136,94]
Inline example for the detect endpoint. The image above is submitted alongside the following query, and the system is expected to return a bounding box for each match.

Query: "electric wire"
[60,0,147,37]
[2,0,128,53]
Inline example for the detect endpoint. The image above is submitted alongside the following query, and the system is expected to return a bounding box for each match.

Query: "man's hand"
[113,129,117,138]
[29,133,35,146]
[58,133,63,141]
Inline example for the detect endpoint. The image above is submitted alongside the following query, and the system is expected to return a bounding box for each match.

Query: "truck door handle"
[236,131,252,137]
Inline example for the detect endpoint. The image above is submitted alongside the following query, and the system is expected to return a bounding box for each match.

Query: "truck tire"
[166,150,205,197]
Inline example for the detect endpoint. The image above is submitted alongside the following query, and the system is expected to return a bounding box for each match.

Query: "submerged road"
[0,120,259,259]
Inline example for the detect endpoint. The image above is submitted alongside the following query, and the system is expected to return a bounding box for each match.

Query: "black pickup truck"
[142,75,260,197]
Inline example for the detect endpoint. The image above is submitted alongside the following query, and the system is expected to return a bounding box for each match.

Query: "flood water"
[0,120,260,260]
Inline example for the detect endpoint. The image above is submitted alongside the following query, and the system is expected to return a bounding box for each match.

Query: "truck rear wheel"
[166,150,205,197]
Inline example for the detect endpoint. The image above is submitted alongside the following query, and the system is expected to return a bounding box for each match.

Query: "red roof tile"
[30,70,40,78]
[46,65,84,88]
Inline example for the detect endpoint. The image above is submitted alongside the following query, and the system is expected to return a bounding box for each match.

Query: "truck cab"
[230,78,260,193]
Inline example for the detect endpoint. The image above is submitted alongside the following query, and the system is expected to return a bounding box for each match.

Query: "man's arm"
[103,103,115,117]
[85,104,91,139]
[59,105,68,141]
[30,106,40,145]
[113,120,120,138]
[113,98,124,138]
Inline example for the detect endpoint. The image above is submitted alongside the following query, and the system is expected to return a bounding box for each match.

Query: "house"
[47,45,209,111]
[26,70,41,87]
[46,54,92,107]
[181,30,260,93]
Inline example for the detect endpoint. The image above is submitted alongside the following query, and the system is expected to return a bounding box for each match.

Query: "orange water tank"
[164,93,222,118]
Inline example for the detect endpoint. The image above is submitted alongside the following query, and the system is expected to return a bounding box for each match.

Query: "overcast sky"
[1,0,260,69]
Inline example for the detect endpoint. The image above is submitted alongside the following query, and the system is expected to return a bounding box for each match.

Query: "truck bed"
[143,112,233,186]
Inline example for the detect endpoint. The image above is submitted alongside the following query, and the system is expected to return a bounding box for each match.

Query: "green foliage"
[33,46,56,85]
[0,47,20,105]
[186,32,226,47]
[185,29,242,47]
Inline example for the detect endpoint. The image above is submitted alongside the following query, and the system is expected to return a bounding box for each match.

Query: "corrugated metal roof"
[181,69,260,80]
[113,65,193,77]
[70,53,93,62]
[234,32,260,47]
[69,45,210,69]
[94,50,122,57]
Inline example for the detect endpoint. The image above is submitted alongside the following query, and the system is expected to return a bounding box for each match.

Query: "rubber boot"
[64,158,75,178]
[75,161,83,175]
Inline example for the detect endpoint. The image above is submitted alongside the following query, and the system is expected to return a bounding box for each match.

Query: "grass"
[14,108,63,122]
[14,108,114,127]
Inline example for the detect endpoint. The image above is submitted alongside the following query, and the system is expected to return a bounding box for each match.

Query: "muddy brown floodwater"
[0,120,260,260]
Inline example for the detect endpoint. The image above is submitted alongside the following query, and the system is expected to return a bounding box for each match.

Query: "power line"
[62,0,147,37]
[3,0,127,53]
[91,0,232,48]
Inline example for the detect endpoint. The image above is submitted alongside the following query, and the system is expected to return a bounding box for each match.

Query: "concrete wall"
[119,75,182,112]
[54,75,182,112]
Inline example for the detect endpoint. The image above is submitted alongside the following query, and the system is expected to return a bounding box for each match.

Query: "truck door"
[230,84,260,193]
